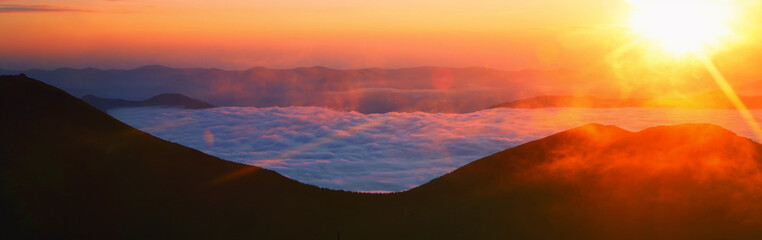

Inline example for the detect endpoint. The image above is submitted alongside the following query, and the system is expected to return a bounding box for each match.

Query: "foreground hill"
[407,123,762,238]
[82,93,214,111]
[3,74,762,239]
[488,95,762,109]
[0,74,362,239]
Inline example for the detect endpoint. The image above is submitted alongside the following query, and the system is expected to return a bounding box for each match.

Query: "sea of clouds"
[109,107,762,192]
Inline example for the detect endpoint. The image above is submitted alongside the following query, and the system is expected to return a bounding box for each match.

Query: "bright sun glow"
[628,0,735,55]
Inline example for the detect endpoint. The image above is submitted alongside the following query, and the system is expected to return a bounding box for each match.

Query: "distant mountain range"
[488,95,762,109]
[3,74,762,238]
[4,65,756,113]
[0,65,597,113]
[82,93,214,111]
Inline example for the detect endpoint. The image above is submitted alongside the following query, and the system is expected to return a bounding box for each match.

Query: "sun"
[628,0,735,55]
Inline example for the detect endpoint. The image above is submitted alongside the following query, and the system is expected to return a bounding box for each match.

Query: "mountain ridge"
[0,66,587,113]
[82,93,214,111]
[487,95,762,109]
[1,64,564,72]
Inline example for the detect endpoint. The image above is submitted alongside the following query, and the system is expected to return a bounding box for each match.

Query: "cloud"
[0,4,82,13]
[109,106,762,192]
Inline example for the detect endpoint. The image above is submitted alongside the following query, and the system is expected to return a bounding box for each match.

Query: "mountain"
[488,95,762,109]
[487,95,646,109]
[82,93,214,111]
[407,123,762,239]
[3,74,762,239]
[1,74,352,239]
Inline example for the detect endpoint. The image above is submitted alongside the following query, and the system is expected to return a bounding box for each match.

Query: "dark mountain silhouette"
[488,94,762,109]
[0,74,359,239]
[82,93,214,111]
[3,74,762,239]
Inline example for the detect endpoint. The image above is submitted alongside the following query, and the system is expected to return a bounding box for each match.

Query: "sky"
[0,0,624,70]
[1,0,761,79]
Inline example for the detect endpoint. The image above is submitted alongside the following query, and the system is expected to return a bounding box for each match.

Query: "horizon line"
[0,64,574,73]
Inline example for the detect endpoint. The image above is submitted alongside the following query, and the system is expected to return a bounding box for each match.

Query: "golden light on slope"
[628,0,735,55]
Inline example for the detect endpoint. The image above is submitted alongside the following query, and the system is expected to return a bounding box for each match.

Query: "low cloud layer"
[110,107,762,192]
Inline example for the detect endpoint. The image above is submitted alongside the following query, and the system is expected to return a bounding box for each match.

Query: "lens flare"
[628,0,735,55]
[623,0,762,139]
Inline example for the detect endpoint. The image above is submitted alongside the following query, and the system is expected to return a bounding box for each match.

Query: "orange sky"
[1,0,761,76]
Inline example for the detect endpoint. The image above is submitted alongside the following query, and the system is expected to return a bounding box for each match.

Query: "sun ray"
[620,0,761,140]
[697,54,762,140]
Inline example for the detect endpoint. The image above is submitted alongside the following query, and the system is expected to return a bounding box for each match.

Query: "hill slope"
[0,74,360,239]
[3,74,762,239]
[407,123,762,238]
